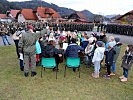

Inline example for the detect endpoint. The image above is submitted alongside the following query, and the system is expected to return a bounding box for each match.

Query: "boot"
[24,72,29,77]
[121,77,127,82]
[92,73,98,78]
[96,72,99,78]
[119,75,124,79]
[31,72,37,77]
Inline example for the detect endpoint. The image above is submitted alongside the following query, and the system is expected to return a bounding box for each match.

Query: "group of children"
[80,31,132,82]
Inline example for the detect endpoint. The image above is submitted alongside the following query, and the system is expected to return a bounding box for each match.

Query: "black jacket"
[107,48,116,66]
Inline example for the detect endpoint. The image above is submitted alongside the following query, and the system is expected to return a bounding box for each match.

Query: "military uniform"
[18,27,47,77]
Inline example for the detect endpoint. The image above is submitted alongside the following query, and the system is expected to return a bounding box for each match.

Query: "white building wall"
[18,14,26,22]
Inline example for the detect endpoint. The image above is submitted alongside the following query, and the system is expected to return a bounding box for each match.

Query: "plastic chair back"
[66,57,80,68]
[41,57,56,68]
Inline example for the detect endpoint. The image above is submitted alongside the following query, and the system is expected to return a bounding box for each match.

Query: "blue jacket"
[81,41,89,50]
[65,43,84,58]
[36,40,41,54]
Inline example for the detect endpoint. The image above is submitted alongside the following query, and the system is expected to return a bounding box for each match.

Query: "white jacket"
[92,47,105,62]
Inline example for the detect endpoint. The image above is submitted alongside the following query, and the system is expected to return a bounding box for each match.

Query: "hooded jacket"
[65,43,84,58]
[92,47,105,62]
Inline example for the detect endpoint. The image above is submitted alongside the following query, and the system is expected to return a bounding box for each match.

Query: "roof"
[117,10,133,20]
[10,10,20,18]
[49,8,61,18]
[36,7,61,18]
[0,14,8,19]
[68,11,88,22]
[20,9,38,20]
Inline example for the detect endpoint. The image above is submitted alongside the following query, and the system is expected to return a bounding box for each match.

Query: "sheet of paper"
[19,53,23,60]
[63,43,68,50]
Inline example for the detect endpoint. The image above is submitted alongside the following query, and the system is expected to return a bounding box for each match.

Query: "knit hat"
[27,25,34,30]
[115,37,120,43]
[96,41,103,47]
[108,42,115,48]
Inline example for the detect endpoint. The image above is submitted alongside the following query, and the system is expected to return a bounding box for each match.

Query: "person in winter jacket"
[85,39,95,68]
[92,41,105,78]
[111,37,122,75]
[41,39,63,71]
[103,42,116,79]
[65,38,84,72]
[119,45,133,82]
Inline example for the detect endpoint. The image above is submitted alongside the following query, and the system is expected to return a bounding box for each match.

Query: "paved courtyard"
[0,33,133,46]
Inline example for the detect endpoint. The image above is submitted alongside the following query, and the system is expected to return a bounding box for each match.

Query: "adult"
[0,25,11,46]
[12,27,24,58]
[65,38,84,72]
[18,25,47,77]
[41,39,63,71]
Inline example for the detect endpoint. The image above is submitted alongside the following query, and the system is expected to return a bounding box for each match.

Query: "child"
[85,39,95,68]
[103,42,116,79]
[92,41,105,78]
[111,37,122,75]
[119,45,133,82]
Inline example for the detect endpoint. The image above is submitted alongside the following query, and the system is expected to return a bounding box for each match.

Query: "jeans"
[111,62,116,73]
[123,68,128,78]
[19,59,24,69]
[1,35,10,45]
[94,61,101,73]
[14,40,20,58]
[85,55,92,66]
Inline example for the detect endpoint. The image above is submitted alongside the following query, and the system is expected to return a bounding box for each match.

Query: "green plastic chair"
[64,57,80,78]
[41,57,57,79]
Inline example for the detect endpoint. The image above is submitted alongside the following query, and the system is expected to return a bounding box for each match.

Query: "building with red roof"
[35,7,61,22]
[17,9,38,22]
[0,14,12,22]
[68,11,88,23]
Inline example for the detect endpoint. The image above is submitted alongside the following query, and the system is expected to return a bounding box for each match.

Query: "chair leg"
[41,66,43,78]
[64,65,66,77]
[78,67,80,78]
[56,66,57,79]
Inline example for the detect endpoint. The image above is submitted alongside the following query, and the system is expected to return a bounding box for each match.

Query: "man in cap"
[18,24,47,77]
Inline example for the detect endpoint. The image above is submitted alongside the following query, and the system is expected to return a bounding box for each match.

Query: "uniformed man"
[18,25,47,77]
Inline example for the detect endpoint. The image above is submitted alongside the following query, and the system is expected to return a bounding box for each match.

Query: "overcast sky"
[7,0,133,15]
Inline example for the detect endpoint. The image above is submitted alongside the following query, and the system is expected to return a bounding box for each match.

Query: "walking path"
[0,32,133,46]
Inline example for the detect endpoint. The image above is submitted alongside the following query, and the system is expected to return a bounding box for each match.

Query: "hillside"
[0,0,19,13]
[1,0,94,21]
[80,9,94,22]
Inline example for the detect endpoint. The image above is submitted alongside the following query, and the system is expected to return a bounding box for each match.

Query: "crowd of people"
[0,22,132,82]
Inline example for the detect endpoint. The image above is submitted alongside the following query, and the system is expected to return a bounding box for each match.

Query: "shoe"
[103,74,110,79]
[31,72,37,77]
[92,73,99,78]
[20,67,24,71]
[24,72,29,77]
[119,75,124,79]
[8,43,11,45]
[110,73,115,76]
[53,67,59,72]
[73,68,76,72]
[121,77,127,82]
